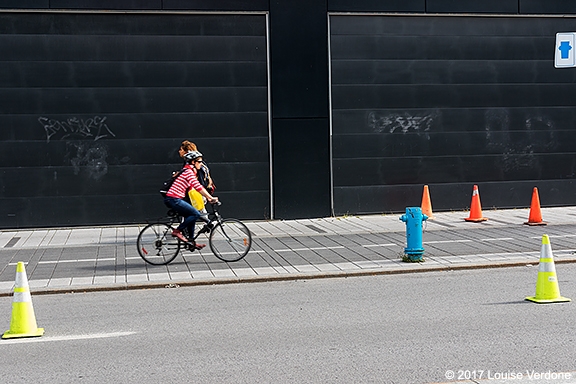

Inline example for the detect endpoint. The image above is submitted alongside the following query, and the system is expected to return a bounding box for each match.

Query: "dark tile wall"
[331,15,576,214]
[0,12,269,228]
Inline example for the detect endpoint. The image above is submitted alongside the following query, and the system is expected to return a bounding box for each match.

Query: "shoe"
[171,229,189,242]
[194,243,206,250]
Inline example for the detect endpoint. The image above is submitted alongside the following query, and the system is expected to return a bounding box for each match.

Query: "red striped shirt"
[166,164,204,199]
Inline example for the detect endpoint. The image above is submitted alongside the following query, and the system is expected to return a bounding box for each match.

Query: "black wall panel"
[328,0,425,12]
[520,0,576,14]
[50,0,161,9]
[272,119,331,219]
[0,12,269,228]
[164,0,268,11]
[329,1,576,15]
[427,0,518,14]
[269,0,331,219]
[331,15,576,215]
[270,0,328,118]
[0,0,48,8]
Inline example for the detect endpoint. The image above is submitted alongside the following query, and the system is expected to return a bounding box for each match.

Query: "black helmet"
[183,150,202,163]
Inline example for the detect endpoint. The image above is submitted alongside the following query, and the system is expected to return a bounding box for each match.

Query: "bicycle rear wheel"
[209,219,251,262]
[137,223,180,265]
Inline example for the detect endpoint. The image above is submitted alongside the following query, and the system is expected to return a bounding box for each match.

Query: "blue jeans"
[164,197,201,238]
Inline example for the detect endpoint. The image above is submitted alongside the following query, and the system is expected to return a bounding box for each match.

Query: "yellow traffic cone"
[2,262,44,339]
[525,235,571,304]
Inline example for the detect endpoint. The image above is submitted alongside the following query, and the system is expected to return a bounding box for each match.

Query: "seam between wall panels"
[327,13,335,217]
[266,12,274,220]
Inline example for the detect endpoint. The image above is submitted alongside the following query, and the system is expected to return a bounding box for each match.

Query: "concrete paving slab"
[232,268,257,277]
[71,276,94,286]
[0,281,14,290]
[127,274,149,283]
[48,277,72,287]
[94,275,115,285]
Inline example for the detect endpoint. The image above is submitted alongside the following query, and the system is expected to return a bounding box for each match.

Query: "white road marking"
[0,331,136,345]
[424,240,473,244]
[8,258,116,266]
[362,243,397,248]
[275,246,345,252]
[38,258,116,265]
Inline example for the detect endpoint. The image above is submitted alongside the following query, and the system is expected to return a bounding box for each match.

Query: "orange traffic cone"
[525,187,546,226]
[464,185,488,222]
[420,185,434,219]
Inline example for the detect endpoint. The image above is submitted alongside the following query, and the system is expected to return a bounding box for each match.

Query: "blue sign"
[559,41,572,59]
[555,33,576,68]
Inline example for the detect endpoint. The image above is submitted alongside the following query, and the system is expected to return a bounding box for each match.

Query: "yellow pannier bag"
[188,189,205,211]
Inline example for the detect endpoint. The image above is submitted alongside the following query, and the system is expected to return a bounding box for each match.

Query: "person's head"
[183,150,203,167]
[179,140,197,158]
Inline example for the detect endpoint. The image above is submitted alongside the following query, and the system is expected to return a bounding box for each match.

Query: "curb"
[3,258,575,297]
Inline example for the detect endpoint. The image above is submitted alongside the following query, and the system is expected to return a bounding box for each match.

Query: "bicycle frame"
[137,201,251,265]
[168,202,223,247]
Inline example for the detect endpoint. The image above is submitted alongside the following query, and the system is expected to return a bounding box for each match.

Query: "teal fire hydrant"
[399,207,428,262]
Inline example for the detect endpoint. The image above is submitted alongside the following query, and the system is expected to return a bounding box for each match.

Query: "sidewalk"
[0,207,575,295]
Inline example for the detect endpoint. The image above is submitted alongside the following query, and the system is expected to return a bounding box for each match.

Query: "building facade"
[1,1,575,228]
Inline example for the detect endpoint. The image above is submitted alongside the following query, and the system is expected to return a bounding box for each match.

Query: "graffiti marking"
[38,116,116,143]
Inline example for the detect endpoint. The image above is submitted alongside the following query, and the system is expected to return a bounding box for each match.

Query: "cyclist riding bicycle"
[178,140,215,194]
[163,150,218,248]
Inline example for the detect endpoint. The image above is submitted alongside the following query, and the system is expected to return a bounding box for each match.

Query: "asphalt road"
[0,265,574,383]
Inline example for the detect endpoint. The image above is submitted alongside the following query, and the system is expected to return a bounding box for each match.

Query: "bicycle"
[137,201,252,265]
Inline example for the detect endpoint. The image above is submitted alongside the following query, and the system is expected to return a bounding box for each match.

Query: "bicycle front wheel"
[137,223,180,265]
[209,219,252,262]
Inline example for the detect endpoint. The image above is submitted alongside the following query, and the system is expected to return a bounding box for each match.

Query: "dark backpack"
[160,168,185,197]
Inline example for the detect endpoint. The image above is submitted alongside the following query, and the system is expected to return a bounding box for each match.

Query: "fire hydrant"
[399,207,428,262]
